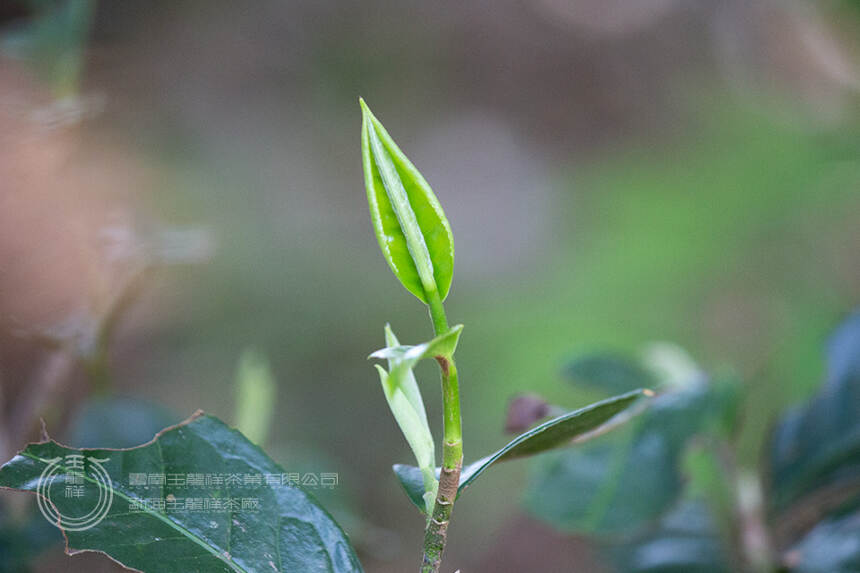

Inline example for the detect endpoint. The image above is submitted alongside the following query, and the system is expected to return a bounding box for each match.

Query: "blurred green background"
[0,1,858,571]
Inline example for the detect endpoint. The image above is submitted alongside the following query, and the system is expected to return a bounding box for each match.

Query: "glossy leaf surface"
[0,413,363,573]
[360,99,454,303]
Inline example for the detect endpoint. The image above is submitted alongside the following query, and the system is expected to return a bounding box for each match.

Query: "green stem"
[421,291,461,573]
[426,289,449,334]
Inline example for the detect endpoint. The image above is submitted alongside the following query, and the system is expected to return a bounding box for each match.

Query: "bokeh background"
[0,1,858,571]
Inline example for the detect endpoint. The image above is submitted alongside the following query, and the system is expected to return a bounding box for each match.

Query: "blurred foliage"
[565,353,658,395]
[525,359,730,534]
[787,498,860,573]
[609,500,729,573]
[525,311,860,572]
[0,506,61,573]
[233,348,276,446]
[462,108,860,463]
[0,0,93,96]
[770,311,860,511]
[66,396,179,449]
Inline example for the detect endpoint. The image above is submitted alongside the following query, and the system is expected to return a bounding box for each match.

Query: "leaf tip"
[384,325,401,349]
[358,97,372,118]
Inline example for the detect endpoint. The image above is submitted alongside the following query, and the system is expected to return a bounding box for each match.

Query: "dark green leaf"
[786,502,860,573]
[391,464,426,513]
[0,413,363,573]
[607,500,728,573]
[360,99,454,303]
[770,310,860,511]
[393,389,648,512]
[525,384,713,534]
[565,353,656,394]
[0,502,63,573]
[471,390,648,465]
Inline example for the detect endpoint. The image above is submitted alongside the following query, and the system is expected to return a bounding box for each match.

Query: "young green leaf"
[0,413,363,572]
[374,325,439,514]
[360,99,454,304]
[369,324,464,367]
[393,389,649,512]
[384,325,428,428]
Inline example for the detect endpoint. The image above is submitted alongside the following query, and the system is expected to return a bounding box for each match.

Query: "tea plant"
[359,99,653,571]
[0,101,649,572]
